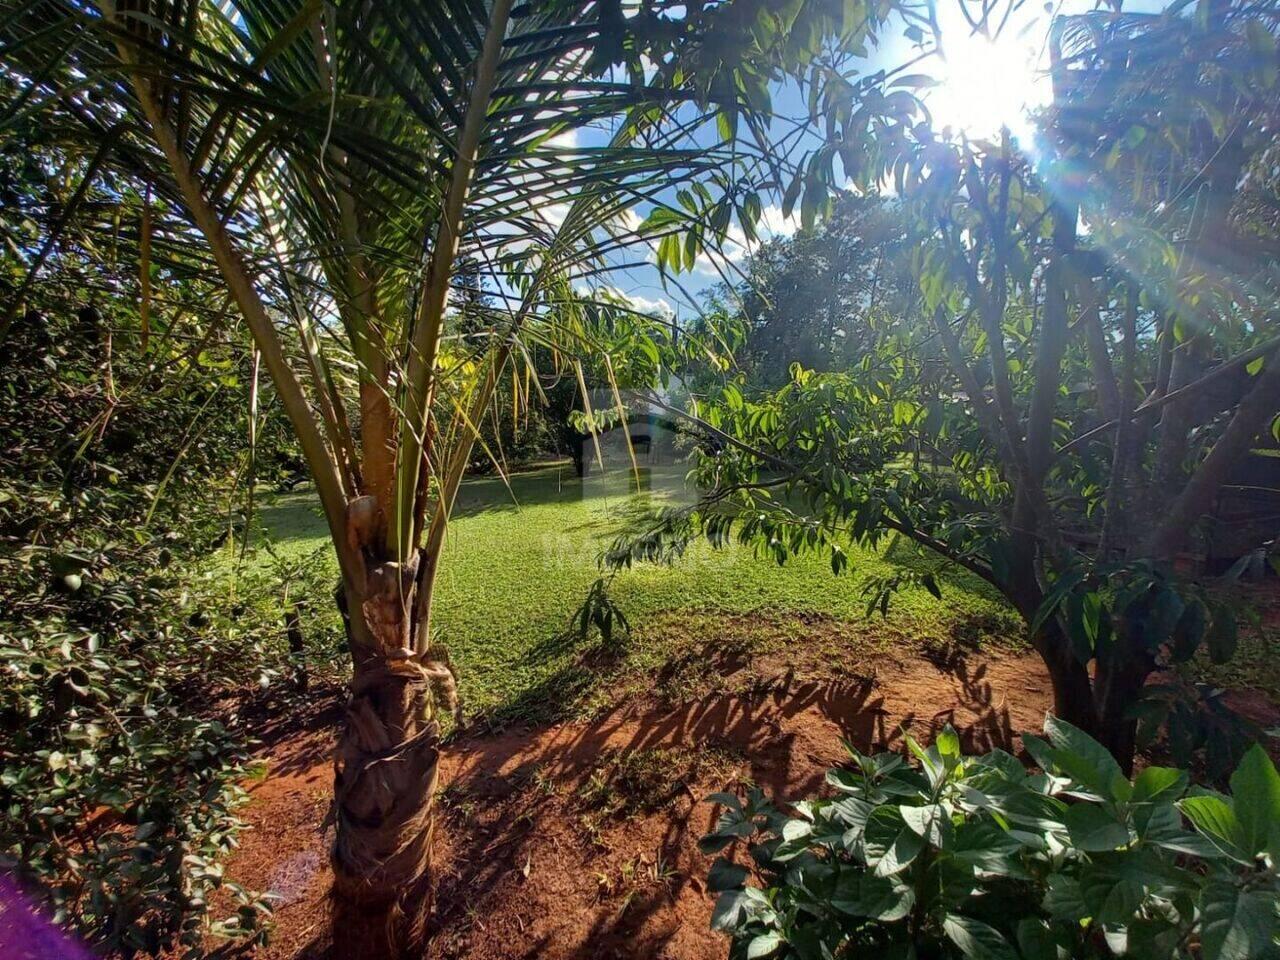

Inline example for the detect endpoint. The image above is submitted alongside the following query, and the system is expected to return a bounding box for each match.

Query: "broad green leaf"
[943,914,1020,960]
[1180,795,1247,860]
[832,874,914,921]
[899,802,951,847]
[936,726,961,764]
[1079,859,1156,925]
[873,827,924,878]
[707,857,749,892]
[1132,766,1188,803]
[1016,917,1069,960]
[1043,875,1090,923]
[1200,881,1280,960]
[1169,600,1207,663]
[706,792,744,812]
[747,932,784,959]
[1020,734,1057,775]
[1064,803,1132,852]
[781,818,813,842]
[1043,716,1131,802]
[710,890,751,932]
[1228,744,1280,857]
[826,768,865,794]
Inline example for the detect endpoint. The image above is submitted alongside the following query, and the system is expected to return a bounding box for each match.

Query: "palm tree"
[0,0,908,952]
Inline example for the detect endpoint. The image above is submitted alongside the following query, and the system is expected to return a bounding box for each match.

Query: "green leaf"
[943,914,1020,960]
[1043,716,1131,801]
[707,857,749,892]
[1200,880,1279,960]
[873,827,924,878]
[1016,917,1068,960]
[921,573,942,599]
[832,874,914,921]
[1180,795,1246,858]
[1132,766,1188,803]
[747,932,784,959]
[710,890,750,931]
[900,802,951,847]
[1020,734,1057,775]
[1029,572,1085,635]
[935,726,961,762]
[781,818,813,842]
[706,792,743,812]
[1170,601,1207,663]
[890,73,939,90]
[1043,875,1090,923]
[782,170,804,219]
[1064,803,1132,851]
[1078,861,1149,925]
[1228,744,1280,856]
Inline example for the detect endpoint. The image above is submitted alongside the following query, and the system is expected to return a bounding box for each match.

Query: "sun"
[922,14,1051,142]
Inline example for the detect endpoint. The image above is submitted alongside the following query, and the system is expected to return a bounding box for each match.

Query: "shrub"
[701,719,1280,960]
[0,607,275,958]
[0,294,278,955]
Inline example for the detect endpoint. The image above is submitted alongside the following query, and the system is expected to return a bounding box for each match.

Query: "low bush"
[0,615,271,957]
[702,719,1280,959]
[0,294,283,955]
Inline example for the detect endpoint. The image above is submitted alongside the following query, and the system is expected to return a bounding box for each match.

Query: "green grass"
[253,462,1019,725]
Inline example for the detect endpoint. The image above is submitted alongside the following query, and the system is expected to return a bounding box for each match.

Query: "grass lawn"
[253,461,1021,726]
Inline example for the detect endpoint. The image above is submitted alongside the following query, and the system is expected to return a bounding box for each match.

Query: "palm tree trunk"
[330,561,440,958]
[331,658,439,957]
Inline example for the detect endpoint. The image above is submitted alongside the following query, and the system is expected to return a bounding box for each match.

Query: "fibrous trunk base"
[329,663,440,959]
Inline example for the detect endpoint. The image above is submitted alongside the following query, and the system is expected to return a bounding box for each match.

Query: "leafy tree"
[626,0,1280,771]
[703,196,917,388]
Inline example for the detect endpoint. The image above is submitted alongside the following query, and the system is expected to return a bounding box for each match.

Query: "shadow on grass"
[469,603,1022,736]
[474,642,627,732]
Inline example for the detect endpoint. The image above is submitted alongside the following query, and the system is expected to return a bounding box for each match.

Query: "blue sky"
[559,0,1174,323]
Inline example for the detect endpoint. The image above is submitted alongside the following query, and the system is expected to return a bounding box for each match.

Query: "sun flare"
[923,20,1048,141]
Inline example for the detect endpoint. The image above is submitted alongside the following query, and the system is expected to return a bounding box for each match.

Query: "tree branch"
[1056,332,1280,458]
[1146,350,1280,560]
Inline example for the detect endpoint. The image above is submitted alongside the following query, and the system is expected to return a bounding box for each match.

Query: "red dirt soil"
[218,642,1055,960]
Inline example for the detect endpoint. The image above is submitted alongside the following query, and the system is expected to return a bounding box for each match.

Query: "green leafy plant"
[0,293,276,956]
[0,618,274,958]
[702,719,1280,959]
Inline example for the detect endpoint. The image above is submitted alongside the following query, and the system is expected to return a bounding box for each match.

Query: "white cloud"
[576,284,674,319]
[546,127,579,151]
[694,203,798,276]
[622,292,674,318]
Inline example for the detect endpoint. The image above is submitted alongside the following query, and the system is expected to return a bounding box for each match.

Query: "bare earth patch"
[211,616,1053,960]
